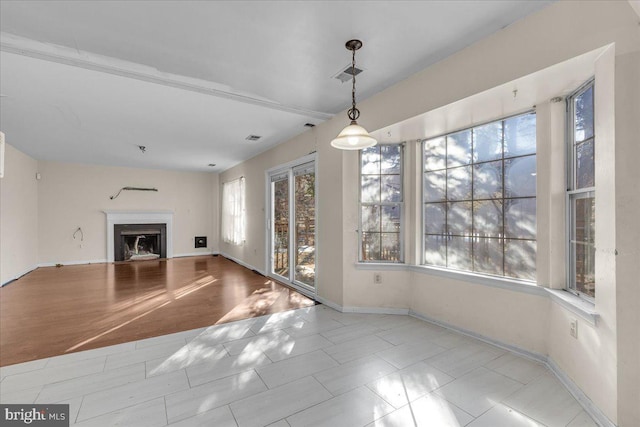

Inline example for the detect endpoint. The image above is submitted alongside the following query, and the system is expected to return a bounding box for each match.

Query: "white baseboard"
[38,259,108,268]
[408,309,613,427]
[173,251,217,258]
[312,297,409,316]
[343,306,410,315]
[37,252,219,268]
[408,310,547,364]
[219,252,266,276]
[314,295,343,311]
[1,264,39,287]
[547,359,615,427]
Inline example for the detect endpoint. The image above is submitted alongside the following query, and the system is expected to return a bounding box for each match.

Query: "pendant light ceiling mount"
[331,39,377,150]
[345,39,363,51]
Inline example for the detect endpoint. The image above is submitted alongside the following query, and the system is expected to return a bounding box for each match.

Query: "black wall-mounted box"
[195,236,207,248]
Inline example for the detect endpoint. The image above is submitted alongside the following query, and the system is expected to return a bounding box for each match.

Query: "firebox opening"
[123,233,160,261]
[114,223,167,262]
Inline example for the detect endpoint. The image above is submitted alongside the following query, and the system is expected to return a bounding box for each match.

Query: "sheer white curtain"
[221,177,245,245]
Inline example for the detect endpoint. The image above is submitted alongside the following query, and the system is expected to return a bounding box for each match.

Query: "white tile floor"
[0,305,598,427]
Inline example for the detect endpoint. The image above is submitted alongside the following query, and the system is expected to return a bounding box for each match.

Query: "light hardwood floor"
[0,256,314,366]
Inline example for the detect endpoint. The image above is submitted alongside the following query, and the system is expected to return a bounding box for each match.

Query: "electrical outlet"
[374,273,382,284]
[570,318,578,339]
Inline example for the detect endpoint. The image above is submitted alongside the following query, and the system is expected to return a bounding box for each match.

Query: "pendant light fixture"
[330,39,377,150]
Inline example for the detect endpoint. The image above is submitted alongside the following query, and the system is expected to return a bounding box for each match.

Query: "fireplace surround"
[104,210,173,262]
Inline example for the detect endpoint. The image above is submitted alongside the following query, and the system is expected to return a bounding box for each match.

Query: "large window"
[422,112,537,280]
[222,177,246,245]
[360,144,403,262]
[567,81,595,298]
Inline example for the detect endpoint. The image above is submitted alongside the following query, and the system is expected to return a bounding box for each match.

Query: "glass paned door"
[268,158,316,295]
[294,166,316,287]
[272,175,289,279]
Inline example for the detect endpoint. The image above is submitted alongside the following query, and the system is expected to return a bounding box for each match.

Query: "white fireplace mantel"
[104,210,174,262]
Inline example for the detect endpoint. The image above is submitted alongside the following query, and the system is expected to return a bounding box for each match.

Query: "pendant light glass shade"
[332,39,377,150]
[330,121,377,150]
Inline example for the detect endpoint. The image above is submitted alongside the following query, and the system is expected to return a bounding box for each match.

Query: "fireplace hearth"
[114,223,167,261]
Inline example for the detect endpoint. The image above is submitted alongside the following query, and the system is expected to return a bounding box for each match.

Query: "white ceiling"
[0,1,554,172]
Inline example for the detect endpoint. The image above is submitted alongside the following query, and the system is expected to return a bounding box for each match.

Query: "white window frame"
[221,176,246,245]
[358,143,405,263]
[566,78,596,301]
[421,111,537,281]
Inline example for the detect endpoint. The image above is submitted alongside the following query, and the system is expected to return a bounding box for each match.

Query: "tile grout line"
[312,371,337,398]
[363,382,399,410]
[184,367,193,389]
[252,368,269,390]
[74,395,86,425]
[75,394,168,424]
[275,379,336,425]
[565,409,587,427]
[1,357,109,394]
[31,385,45,405]
[163,396,169,426]
[182,357,268,388]
[227,403,241,427]
[34,363,147,406]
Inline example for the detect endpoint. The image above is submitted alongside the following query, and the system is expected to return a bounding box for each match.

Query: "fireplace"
[114,223,166,261]
[104,210,174,263]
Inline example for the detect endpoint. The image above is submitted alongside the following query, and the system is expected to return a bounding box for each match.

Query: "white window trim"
[358,143,405,263]
[421,111,537,280]
[565,78,596,302]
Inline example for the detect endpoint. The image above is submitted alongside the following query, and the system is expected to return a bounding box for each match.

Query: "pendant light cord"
[348,47,360,122]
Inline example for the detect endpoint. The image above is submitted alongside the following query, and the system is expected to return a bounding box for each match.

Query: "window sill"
[351,263,600,324]
[546,289,599,326]
[409,265,547,297]
[355,262,407,271]
[354,262,546,296]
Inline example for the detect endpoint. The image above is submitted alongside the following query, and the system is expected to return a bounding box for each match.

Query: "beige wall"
[220,1,639,424]
[0,144,39,285]
[412,276,549,354]
[37,161,218,264]
[218,130,315,270]
[614,50,640,427]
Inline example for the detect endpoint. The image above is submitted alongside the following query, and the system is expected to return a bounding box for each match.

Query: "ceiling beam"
[0,32,334,121]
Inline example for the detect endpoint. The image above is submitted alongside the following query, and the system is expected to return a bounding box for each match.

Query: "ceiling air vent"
[245,135,262,141]
[334,65,363,83]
